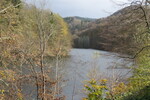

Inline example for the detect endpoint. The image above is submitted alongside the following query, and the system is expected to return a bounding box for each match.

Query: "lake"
[61,49,133,100]
[23,48,133,100]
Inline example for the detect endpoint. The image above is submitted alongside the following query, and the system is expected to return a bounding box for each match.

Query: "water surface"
[62,49,133,100]
[22,49,133,100]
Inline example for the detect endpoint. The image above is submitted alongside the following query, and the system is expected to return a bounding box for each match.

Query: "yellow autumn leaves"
[83,79,108,100]
[83,78,130,100]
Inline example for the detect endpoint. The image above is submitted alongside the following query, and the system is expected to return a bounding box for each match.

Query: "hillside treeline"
[0,0,71,99]
[66,5,149,55]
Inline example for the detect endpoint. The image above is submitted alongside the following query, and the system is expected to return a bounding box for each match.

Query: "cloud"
[25,0,130,18]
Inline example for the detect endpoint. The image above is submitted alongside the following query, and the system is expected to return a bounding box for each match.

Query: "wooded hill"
[64,16,96,34]
[0,0,72,99]
[65,5,149,55]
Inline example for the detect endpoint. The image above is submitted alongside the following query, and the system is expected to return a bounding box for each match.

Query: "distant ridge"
[64,16,97,34]
[64,16,96,21]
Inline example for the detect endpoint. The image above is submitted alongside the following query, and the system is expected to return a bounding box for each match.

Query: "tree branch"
[119,45,150,59]
[0,3,21,14]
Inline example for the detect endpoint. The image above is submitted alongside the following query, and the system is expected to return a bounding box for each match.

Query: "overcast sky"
[25,0,131,18]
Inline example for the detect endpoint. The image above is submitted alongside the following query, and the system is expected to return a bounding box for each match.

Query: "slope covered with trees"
[66,5,149,55]
[0,0,72,99]
[64,16,96,34]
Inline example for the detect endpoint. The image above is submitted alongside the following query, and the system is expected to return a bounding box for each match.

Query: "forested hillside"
[66,5,149,55]
[0,0,72,99]
[64,16,96,34]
